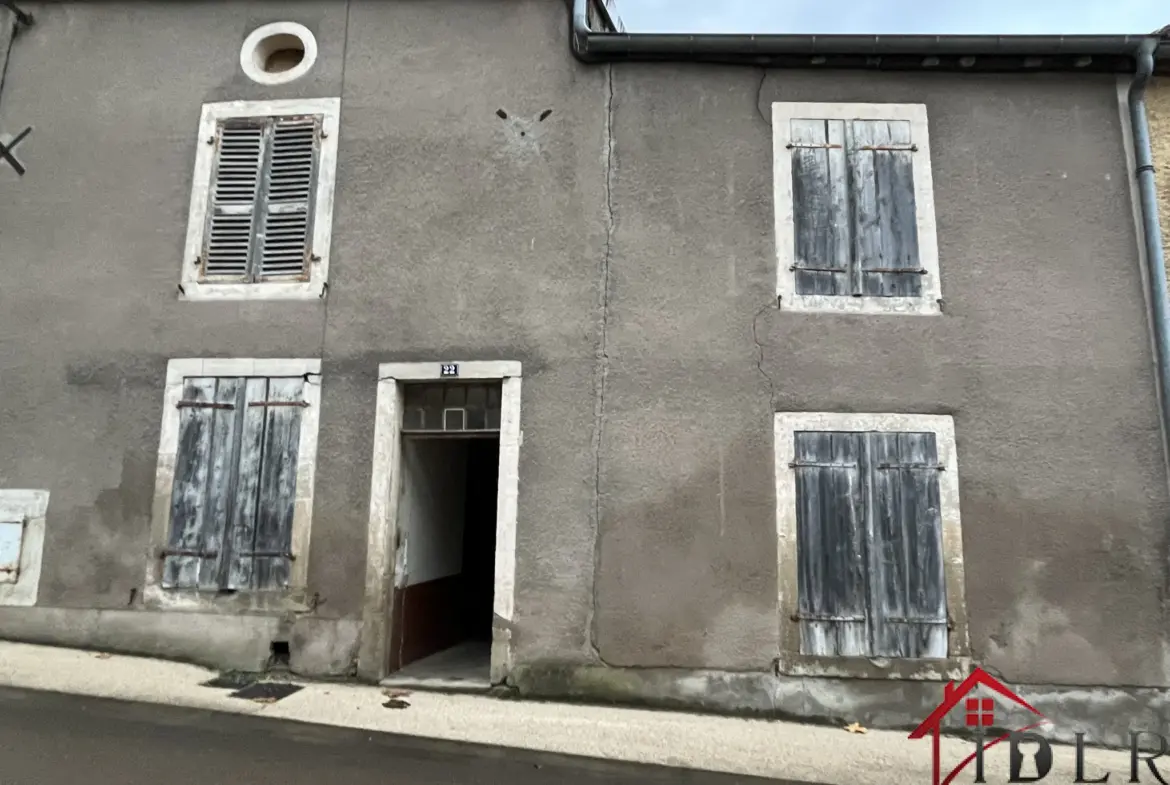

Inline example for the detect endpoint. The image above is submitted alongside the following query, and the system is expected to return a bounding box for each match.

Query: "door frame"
[357,361,522,684]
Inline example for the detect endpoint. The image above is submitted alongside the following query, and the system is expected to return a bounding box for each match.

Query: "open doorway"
[384,381,501,689]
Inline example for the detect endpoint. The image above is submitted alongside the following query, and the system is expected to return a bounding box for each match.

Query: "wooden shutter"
[257,117,318,280]
[848,120,922,297]
[789,117,922,298]
[165,376,305,591]
[245,377,304,589]
[868,431,947,658]
[793,432,871,656]
[163,377,240,589]
[203,122,265,280]
[201,115,319,283]
[791,120,851,296]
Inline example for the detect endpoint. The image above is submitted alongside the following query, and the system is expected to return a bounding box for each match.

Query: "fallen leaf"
[94,653,112,659]
[251,697,279,704]
[844,722,868,734]
[382,698,411,709]
[382,688,412,699]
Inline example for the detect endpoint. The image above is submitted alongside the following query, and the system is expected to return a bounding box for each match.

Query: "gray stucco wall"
[0,0,1167,728]
[593,65,1170,690]
[0,0,606,670]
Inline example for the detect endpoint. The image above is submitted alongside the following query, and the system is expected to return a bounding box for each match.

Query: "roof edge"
[570,0,1169,73]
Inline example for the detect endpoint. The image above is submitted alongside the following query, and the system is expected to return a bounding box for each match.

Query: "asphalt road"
[0,686,809,785]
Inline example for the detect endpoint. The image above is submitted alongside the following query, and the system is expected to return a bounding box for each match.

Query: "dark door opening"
[387,430,499,685]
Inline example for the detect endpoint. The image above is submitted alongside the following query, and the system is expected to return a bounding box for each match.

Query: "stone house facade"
[0,0,1168,740]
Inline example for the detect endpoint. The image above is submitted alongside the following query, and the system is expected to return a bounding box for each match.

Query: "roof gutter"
[570,0,1165,72]
[1127,39,1170,489]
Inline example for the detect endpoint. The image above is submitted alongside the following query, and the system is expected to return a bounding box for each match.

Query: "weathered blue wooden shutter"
[224,377,304,590]
[790,120,852,296]
[163,377,242,589]
[793,432,871,656]
[866,431,947,658]
[847,120,922,297]
[256,117,318,280]
[203,122,265,280]
[166,376,304,591]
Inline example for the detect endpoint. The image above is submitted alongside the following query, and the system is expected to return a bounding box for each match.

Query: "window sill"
[779,293,942,316]
[178,280,326,302]
[774,653,971,681]
[142,584,310,615]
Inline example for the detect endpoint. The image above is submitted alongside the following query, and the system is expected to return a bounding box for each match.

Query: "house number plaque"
[440,363,459,377]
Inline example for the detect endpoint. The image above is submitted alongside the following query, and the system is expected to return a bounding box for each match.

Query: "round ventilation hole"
[240,22,318,85]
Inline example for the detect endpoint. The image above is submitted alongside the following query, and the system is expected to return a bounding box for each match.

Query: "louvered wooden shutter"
[164,376,304,591]
[257,118,319,280]
[868,431,947,658]
[202,116,319,283]
[793,431,871,656]
[203,123,265,280]
[789,118,922,297]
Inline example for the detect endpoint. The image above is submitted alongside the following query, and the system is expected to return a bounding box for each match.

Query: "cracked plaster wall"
[0,0,607,671]
[593,65,1170,690]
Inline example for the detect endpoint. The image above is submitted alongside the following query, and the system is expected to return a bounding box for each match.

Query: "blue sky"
[615,0,1169,35]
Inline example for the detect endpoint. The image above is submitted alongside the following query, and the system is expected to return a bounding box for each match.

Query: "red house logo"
[909,667,1050,785]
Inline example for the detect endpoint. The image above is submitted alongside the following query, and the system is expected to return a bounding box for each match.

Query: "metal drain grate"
[229,681,304,702]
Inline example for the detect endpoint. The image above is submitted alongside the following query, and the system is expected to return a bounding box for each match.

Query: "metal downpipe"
[1128,39,1170,482]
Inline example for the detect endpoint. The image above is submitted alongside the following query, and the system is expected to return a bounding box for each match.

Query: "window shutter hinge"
[310,253,321,263]
[937,298,946,313]
[206,135,215,145]
[157,547,219,559]
[177,401,236,410]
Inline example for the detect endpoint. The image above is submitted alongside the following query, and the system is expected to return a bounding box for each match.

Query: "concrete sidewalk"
[0,641,1139,784]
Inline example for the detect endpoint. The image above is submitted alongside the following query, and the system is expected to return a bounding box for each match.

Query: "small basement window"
[0,490,50,607]
[240,22,318,86]
[0,519,24,584]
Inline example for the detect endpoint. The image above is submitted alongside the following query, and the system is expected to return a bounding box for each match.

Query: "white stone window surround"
[773,412,970,681]
[179,98,341,302]
[144,358,322,613]
[771,102,943,316]
[240,22,319,86]
[358,361,522,685]
[0,490,50,607]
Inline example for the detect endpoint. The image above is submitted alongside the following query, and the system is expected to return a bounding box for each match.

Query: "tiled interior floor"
[381,641,491,691]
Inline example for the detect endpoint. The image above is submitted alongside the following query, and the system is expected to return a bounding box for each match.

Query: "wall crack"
[752,300,779,412]
[755,68,771,127]
[588,62,616,667]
